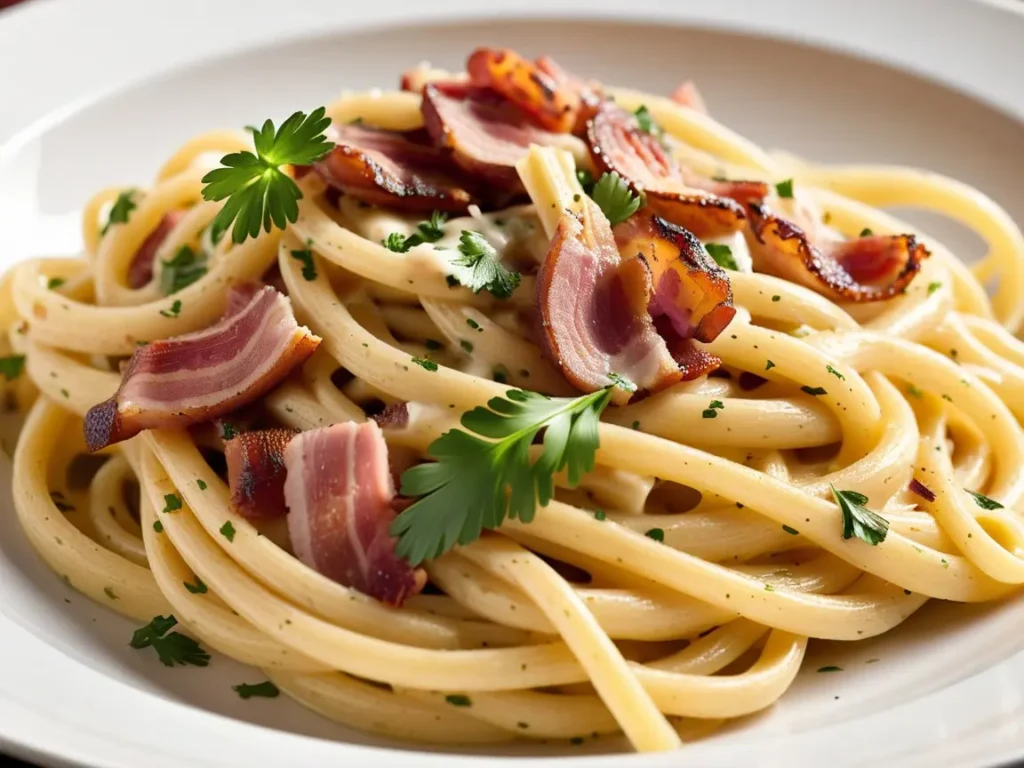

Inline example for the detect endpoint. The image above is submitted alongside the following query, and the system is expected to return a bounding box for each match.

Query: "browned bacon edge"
[225,428,298,519]
[537,198,681,405]
[83,286,320,451]
[314,124,475,212]
[747,203,929,302]
[586,102,759,239]
[466,47,580,133]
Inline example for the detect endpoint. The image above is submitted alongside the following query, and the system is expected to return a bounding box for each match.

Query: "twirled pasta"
[6,74,1024,757]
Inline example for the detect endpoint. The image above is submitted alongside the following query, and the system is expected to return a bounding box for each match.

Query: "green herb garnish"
[0,355,25,381]
[830,485,889,545]
[201,108,334,244]
[130,615,210,668]
[233,681,280,699]
[161,246,208,295]
[391,387,614,564]
[447,231,521,299]
[590,172,643,226]
[705,243,738,271]
[102,190,137,235]
[965,489,1004,510]
[775,179,794,198]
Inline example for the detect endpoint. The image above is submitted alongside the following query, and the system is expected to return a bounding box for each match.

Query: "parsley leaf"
[386,210,449,252]
[160,300,182,318]
[391,387,614,564]
[705,243,738,270]
[201,108,334,244]
[448,231,521,299]
[130,615,211,668]
[775,179,794,198]
[0,355,25,381]
[233,681,280,699]
[826,364,845,380]
[633,105,658,135]
[289,247,317,281]
[102,190,137,235]
[965,489,1003,510]
[830,485,889,545]
[576,168,595,194]
[590,172,643,226]
[160,246,207,295]
[411,357,439,372]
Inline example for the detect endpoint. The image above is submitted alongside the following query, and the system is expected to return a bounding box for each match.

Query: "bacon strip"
[314,124,474,212]
[467,47,580,133]
[538,198,680,404]
[127,210,185,289]
[746,203,929,302]
[587,103,768,238]
[615,213,736,343]
[534,55,603,130]
[83,286,320,451]
[421,83,583,190]
[225,428,298,519]
[282,422,426,606]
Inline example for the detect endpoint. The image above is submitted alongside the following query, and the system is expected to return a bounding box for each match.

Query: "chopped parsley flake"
[220,521,236,542]
[184,578,208,594]
[153,520,164,533]
[801,386,827,396]
[859,228,873,237]
[0,355,26,381]
[593,510,606,521]
[104,587,119,600]
[906,384,924,398]
[817,665,843,673]
[197,479,208,491]
[47,277,66,290]
[445,694,472,707]
[102,190,137,235]
[130,614,210,667]
[460,339,474,354]
[233,681,280,699]
[161,246,208,294]
[775,179,794,198]
[826,365,845,380]
[289,248,317,281]
[928,281,942,295]
[162,494,182,514]
[705,243,738,271]
[159,300,182,318]
[782,524,799,535]
[411,357,439,372]
[765,360,776,371]
[645,527,665,542]
[771,295,781,302]
[965,489,1003,510]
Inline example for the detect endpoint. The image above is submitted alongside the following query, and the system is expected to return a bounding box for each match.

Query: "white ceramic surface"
[1,1,1024,766]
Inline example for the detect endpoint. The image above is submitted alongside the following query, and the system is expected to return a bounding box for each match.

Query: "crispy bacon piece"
[746,203,929,302]
[669,81,708,114]
[83,286,320,451]
[421,83,582,190]
[535,55,603,129]
[127,210,185,289]
[467,47,580,133]
[225,428,297,519]
[538,198,680,405]
[587,103,768,238]
[908,478,936,503]
[615,213,736,343]
[282,422,426,606]
[314,124,474,212]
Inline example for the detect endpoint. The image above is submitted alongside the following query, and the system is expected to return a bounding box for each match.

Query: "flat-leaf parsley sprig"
[390,387,616,564]
[201,108,335,244]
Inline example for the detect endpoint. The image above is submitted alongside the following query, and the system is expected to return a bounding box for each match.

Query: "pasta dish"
[5,47,1024,754]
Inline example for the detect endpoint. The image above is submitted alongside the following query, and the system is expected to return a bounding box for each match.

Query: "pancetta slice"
[225,428,298,519]
[746,202,929,302]
[283,422,426,606]
[83,286,320,451]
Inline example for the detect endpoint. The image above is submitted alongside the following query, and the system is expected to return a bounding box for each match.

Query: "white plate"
[2,1,1024,766]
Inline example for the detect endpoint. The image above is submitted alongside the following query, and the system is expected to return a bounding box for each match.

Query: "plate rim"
[2,0,1024,766]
